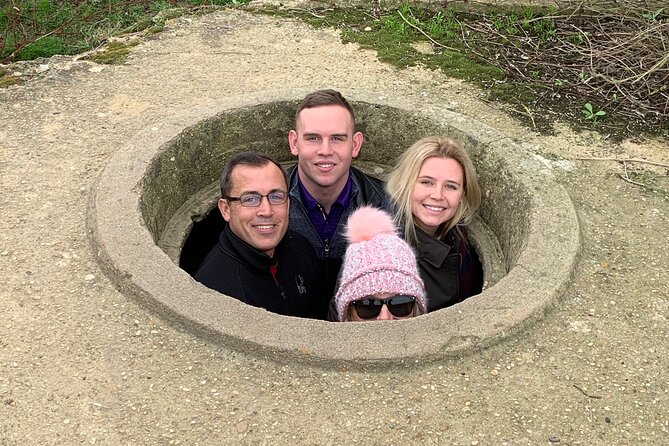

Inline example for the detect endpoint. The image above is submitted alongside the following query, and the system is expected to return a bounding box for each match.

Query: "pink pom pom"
[345,206,397,243]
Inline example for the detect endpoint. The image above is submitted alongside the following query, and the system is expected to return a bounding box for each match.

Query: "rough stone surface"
[1,8,668,445]
[91,96,578,367]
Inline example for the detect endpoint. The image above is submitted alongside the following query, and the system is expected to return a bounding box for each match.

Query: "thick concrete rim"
[87,89,580,370]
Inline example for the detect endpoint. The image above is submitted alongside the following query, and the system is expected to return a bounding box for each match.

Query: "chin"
[315,179,337,188]
[418,215,442,227]
[255,241,278,252]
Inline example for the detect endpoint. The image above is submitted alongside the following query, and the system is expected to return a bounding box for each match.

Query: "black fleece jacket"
[194,225,324,319]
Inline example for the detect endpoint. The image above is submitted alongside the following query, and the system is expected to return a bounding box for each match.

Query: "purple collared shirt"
[298,173,352,243]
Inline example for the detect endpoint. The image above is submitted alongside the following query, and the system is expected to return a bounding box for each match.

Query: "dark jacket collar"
[287,164,388,209]
[220,224,278,271]
[415,226,454,268]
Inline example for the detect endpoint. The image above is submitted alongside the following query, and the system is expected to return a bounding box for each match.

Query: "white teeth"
[424,205,445,212]
[256,225,273,230]
[317,163,334,168]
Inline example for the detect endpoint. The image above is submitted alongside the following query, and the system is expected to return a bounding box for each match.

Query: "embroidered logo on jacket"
[295,274,307,296]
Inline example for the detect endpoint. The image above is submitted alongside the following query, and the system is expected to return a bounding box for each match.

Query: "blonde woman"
[386,136,483,311]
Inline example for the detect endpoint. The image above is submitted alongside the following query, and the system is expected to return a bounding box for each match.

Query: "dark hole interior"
[179,208,224,275]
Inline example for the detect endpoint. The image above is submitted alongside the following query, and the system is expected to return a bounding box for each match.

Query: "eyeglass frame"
[224,190,288,207]
[350,294,417,320]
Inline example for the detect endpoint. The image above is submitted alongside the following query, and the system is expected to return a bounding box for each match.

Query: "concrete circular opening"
[88,90,580,369]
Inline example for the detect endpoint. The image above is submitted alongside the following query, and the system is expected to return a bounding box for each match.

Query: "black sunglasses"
[350,295,416,320]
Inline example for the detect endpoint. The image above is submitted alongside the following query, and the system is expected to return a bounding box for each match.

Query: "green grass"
[255,2,668,139]
[3,0,667,139]
[0,0,250,63]
[261,4,541,127]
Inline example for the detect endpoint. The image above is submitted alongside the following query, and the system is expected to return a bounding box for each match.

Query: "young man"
[194,152,322,318]
[287,89,390,300]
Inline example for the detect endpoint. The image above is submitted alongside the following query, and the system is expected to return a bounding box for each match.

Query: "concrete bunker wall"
[88,90,580,370]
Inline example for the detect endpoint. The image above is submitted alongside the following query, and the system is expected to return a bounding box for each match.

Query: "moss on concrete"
[82,40,140,65]
[0,74,23,88]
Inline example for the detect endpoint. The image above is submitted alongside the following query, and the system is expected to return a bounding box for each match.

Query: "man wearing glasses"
[194,152,322,318]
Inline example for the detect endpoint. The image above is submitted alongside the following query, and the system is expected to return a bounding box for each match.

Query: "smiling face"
[288,105,363,203]
[218,162,289,257]
[411,157,465,236]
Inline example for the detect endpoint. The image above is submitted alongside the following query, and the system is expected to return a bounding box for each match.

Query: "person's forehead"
[419,157,463,180]
[296,105,354,131]
[230,163,286,191]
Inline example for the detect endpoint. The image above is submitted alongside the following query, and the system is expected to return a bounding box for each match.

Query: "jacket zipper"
[289,192,326,256]
[269,264,288,304]
[316,203,330,259]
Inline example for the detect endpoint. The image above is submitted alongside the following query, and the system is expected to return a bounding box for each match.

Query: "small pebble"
[236,419,248,433]
[548,436,560,443]
[84,274,95,282]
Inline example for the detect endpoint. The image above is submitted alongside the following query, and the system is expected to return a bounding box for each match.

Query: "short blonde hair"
[386,136,482,244]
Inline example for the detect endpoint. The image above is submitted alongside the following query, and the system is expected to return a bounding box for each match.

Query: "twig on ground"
[285,7,331,18]
[459,0,669,128]
[619,161,649,187]
[520,103,537,128]
[397,10,461,53]
[573,384,603,399]
[575,156,669,168]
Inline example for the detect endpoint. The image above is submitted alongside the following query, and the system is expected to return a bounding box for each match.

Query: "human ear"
[218,198,231,222]
[288,129,299,156]
[351,132,363,158]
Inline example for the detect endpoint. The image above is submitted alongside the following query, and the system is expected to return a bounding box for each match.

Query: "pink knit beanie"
[335,206,427,321]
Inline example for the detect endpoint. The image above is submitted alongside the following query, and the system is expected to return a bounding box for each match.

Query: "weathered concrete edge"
[86,88,581,370]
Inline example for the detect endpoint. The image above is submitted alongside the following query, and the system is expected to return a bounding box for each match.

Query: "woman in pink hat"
[333,206,427,322]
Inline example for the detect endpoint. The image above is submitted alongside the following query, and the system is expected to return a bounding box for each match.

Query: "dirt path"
[1,8,668,445]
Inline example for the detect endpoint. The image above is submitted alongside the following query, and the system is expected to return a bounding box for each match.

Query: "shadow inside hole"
[179,208,224,275]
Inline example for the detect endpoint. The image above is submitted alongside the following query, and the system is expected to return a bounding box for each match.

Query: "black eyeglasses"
[225,191,288,207]
[350,295,416,320]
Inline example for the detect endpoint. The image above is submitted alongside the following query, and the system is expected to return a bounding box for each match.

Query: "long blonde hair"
[386,136,482,244]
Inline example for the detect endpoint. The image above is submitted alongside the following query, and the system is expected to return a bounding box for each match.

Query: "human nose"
[316,139,334,156]
[376,304,394,320]
[428,185,444,200]
[256,196,273,215]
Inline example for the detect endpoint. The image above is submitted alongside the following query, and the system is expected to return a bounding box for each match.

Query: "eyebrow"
[238,187,286,195]
[302,132,349,139]
[417,175,462,186]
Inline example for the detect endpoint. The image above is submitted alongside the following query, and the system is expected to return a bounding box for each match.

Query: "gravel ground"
[1,8,668,445]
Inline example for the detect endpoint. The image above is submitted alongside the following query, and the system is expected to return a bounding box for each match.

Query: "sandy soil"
[1,7,668,445]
